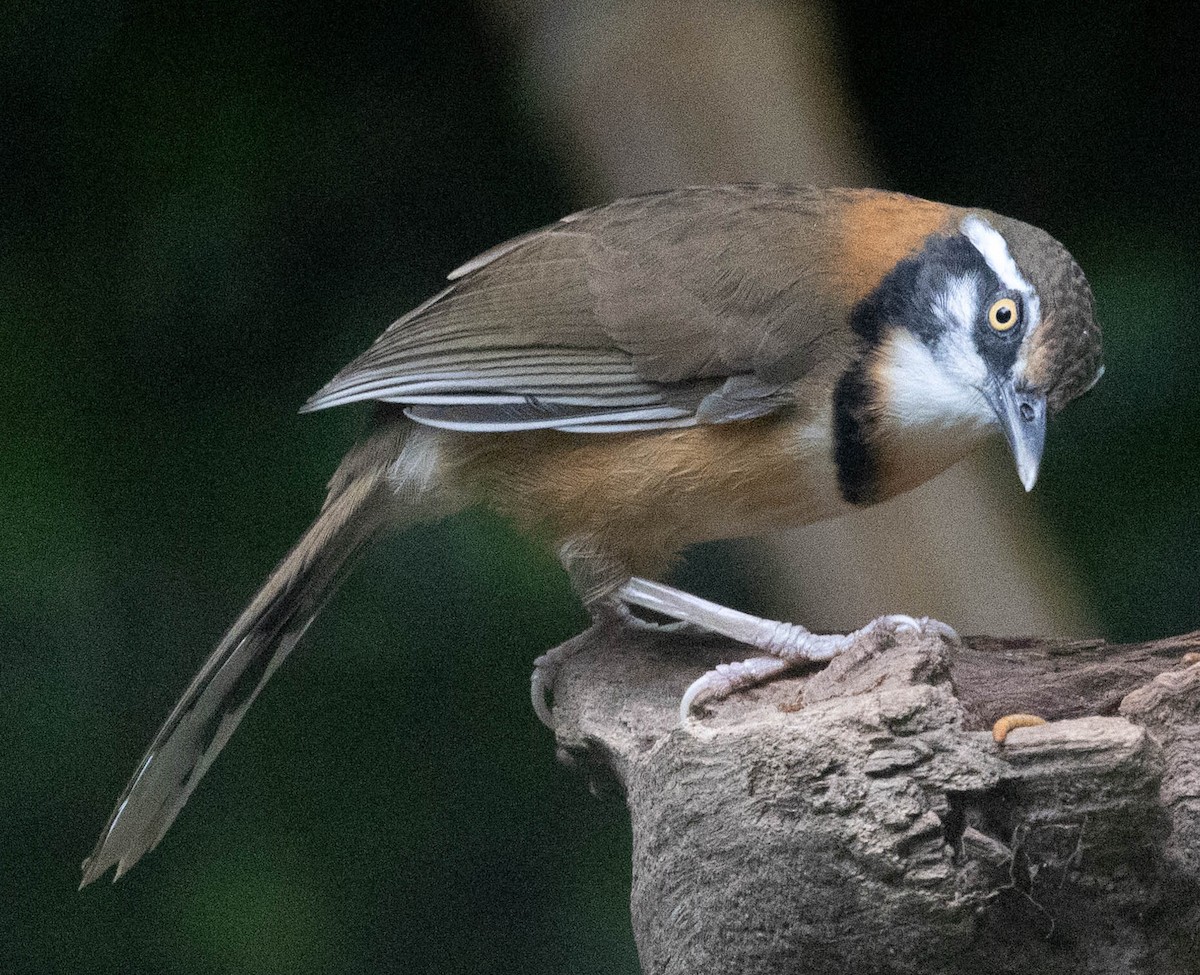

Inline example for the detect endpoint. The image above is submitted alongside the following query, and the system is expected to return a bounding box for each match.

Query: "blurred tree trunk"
[484,0,1092,634]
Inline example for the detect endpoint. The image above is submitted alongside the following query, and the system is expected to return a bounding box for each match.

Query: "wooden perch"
[546,623,1200,975]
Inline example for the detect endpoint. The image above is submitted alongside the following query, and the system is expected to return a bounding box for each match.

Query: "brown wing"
[303,184,851,433]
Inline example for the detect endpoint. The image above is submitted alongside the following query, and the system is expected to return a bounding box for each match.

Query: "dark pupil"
[996,305,1012,324]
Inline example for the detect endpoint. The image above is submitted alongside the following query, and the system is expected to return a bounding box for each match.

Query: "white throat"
[875,329,994,435]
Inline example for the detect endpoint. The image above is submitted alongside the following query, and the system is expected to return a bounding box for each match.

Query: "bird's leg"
[618,577,959,722]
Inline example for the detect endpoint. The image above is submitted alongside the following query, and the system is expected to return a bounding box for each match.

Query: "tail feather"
[80,474,388,887]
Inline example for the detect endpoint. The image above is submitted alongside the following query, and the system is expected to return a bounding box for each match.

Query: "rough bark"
[548,624,1200,974]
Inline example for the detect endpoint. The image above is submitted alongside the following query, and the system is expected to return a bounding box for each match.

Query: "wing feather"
[403,403,696,433]
[305,185,853,432]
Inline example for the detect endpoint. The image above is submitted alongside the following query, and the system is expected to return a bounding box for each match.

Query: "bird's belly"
[454,412,849,563]
[678,445,846,543]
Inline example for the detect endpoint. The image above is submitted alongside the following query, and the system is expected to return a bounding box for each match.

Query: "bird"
[80,183,1103,886]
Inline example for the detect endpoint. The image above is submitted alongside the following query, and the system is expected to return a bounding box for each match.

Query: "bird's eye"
[988,297,1019,332]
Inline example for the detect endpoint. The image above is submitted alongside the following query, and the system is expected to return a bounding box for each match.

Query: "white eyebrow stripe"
[961,215,1034,295]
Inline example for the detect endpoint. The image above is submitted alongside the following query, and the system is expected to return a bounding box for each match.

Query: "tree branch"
[548,624,1200,974]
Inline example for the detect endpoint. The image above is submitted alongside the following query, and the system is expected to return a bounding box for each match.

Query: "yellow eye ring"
[988,297,1019,332]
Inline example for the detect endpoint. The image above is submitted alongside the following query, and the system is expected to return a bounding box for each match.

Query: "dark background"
[3,2,1199,972]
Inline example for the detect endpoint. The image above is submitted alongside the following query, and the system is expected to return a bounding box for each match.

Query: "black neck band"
[832,359,879,506]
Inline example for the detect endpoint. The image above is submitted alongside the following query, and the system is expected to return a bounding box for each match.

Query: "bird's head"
[837,202,1103,501]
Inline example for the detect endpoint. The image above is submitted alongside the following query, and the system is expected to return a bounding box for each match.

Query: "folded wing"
[304,185,846,432]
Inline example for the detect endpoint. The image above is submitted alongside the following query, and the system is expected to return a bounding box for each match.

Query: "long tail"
[81,471,390,886]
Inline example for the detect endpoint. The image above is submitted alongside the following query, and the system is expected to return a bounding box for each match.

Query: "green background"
[3,2,1198,972]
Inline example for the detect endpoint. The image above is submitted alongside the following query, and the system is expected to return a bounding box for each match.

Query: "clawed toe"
[680,656,793,723]
[865,613,922,635]
[612,602,705,637]
[861,614,960,645]
[531,641,587,730]
[530,653,558,729]
[917,617,962,644]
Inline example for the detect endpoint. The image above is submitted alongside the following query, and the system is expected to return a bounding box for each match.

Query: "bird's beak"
[984,379,1047,492]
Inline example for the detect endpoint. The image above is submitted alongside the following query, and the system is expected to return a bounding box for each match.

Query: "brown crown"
[988,214,1104,414]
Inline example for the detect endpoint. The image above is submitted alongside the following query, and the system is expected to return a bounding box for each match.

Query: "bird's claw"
[678,612,961,725]
[530,653,557,730]
[531,641,585,730]
[679,655,791,723]
[861,613,960,646]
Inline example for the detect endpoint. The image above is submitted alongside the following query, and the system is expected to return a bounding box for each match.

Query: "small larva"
[992,713,1048,744]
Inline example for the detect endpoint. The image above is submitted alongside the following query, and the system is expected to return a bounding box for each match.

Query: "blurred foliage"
[2,1,1199,973]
